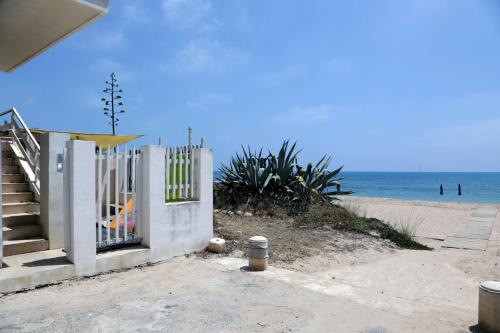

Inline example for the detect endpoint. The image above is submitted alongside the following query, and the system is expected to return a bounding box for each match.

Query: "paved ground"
[0,247,498,333]
[443,209,497,251]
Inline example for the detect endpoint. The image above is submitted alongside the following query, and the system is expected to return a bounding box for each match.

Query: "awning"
[31,129,142,149]
[0,0,108,72]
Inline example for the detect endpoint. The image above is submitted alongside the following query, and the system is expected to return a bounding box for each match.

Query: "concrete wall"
[40,133,69,249]
[63,143,213,273]
[64,140,96,275]
[0,141,3,268]
[140,146,213,262]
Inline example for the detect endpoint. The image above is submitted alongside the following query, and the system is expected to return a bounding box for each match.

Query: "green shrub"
[215,140,351,212]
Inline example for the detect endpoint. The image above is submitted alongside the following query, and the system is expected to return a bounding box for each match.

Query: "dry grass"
[387,209,425,240]
[339,200,368,218]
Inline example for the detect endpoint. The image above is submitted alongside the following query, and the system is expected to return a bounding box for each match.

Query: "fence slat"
[172,147,177,200]
[179,147,186,198]
[165,147,170,201]
[184,146,188,199]
[123,145,128,241]
[189,144,194,199]
[178,147,182,198]
[106,146,111,244]
[97,146,103,246]
[114,147,120,242]
[131,146,136,233]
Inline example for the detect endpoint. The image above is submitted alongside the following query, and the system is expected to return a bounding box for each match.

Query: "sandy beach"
[340,196,500,242]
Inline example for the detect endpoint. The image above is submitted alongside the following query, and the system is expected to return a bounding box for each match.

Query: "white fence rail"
[96,145,141,250]
[165,142,202,202]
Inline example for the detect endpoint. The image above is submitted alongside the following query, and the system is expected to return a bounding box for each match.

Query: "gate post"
[139,145,166,258]
[64,140,96,276]
[40,132,69,249]
[0,141,3,268]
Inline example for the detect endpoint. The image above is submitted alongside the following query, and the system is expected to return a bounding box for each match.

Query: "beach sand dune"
[340,196,500,241]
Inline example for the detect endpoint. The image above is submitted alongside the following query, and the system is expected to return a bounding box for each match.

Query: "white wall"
[140,146,213,261]
[64,140,96,275]
[0,141,3,268]
[40,132,69,249]
[63,143,213,272]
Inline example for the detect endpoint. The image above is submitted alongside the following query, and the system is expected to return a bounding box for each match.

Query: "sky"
[1,0,500,172]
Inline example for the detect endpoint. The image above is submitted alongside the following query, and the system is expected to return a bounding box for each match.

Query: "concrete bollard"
[248,236,268,271]
[208,238,225,253]
[479,281,500,333]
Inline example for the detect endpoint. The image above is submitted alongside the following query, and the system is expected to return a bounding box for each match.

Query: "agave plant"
[291,156,350,211]
[215,140,351,212]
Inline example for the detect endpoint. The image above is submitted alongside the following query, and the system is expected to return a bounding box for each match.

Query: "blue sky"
[1,0,500,172]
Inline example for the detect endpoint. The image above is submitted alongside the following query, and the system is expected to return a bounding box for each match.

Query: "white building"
[0,0,213,293]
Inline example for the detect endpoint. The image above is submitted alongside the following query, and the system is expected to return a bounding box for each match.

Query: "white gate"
[95,145,141,251]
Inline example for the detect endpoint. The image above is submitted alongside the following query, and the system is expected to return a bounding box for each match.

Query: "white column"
[0,140,3,268]
[193,148,213,205]
[139,145,166,254]
[193,147,213,239]
[40,132,69,249]
[64,140,96,276]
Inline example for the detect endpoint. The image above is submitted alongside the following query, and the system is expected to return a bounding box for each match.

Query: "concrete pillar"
[193,148,213,204]
[139,146,213,261]
[0,141,3,268]
[40,132,69,249]
[139,145,166,255]
[63,140,96,276]
[193,147,214,241]
[479,281,500,333]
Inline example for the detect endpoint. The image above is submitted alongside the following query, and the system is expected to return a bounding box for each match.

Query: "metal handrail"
[0,108,40,194]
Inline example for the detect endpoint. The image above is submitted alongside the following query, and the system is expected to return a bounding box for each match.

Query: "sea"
[213,171,500,204]
[340,172,500,204]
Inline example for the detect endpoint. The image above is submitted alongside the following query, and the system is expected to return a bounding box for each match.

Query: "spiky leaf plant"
[215,140,351,213]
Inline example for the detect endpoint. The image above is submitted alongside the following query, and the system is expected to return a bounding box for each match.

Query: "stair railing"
[0,108,40,195]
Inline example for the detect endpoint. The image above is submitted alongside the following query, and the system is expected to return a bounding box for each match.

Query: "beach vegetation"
[303,205,431,250]
[215,140,431,250]
[215,140,351,212]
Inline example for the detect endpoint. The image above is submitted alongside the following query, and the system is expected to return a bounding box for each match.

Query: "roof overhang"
[0,0,109,73]
[31,129,142,149]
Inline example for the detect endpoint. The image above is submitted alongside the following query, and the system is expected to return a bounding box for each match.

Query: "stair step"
[2,165,19,173]
[2,192,34,203]
[1,174,25,182]
[2,182,29,192]
[3,224,42,240]
[2,202,39,215]
[3,238,49,257]
[1,151,12,158]
[1,157,15,165]
[2,213,39,227]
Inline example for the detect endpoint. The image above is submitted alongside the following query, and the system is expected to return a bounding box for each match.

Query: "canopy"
[0,0,108,72]
[31,129,142,149]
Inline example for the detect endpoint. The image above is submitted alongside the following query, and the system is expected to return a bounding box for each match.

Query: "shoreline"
[341,195,500,208]
[339,196,500,241]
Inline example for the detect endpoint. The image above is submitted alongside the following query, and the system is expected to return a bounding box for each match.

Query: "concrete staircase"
[2,140,48,256]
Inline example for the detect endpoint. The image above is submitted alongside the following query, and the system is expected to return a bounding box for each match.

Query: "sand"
[339,196,500,241]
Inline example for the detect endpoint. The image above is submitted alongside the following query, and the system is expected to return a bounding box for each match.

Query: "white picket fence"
[95,145,141,249]
[165,142,203,201]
